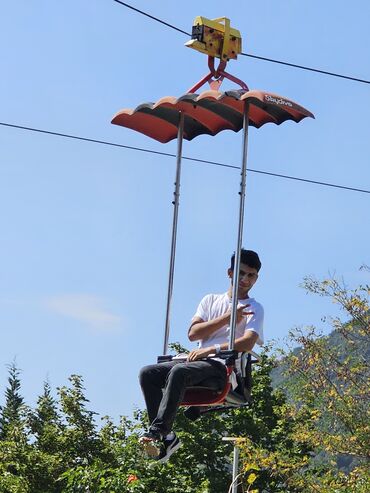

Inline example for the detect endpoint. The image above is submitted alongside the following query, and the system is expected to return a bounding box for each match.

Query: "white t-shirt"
[192,292,264,347]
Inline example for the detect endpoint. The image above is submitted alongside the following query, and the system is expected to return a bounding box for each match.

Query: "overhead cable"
[241,53,370,85]
[112,0,190,36]
[1,122,369,195]
[112,0,369,85]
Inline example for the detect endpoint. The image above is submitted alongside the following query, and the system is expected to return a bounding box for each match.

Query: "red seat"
[157,351,256,409]
[182,365,233,406]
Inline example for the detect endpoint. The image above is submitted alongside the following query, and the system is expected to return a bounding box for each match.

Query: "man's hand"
[187,347,214,361]
[235,304,254,324]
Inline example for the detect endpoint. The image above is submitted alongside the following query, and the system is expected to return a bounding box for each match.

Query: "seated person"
[139,249,264,462]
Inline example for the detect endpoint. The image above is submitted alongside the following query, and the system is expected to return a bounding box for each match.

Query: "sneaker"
[139,431,164,459]
[158,433,181,463]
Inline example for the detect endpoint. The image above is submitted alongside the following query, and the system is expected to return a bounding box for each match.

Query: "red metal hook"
[187,56,249,93]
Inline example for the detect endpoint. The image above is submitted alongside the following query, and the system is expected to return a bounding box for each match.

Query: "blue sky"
[1,1,369,421]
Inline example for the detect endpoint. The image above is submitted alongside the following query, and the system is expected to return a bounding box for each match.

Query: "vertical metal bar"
[229,103,249,351]
[232,444,240,493]
[163,112,185,355]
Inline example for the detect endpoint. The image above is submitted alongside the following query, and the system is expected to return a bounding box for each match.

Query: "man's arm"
[187,330,259,361]
[188,314,230,342]
[188,304,253,342]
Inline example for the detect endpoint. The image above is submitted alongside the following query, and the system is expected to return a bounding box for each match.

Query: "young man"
[139,249,264,462]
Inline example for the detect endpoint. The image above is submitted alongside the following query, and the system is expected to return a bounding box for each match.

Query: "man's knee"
[139,365,156,385]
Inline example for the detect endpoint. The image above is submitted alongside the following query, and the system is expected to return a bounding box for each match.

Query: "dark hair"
[230,249,261,272]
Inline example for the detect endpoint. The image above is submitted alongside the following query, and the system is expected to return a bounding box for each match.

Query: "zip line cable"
[1,122,369,195]
[112,0,370,85]
[112,0,190,36]
[240,53,370,85]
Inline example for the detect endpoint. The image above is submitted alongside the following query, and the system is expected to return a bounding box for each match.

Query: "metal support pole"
[229,103,249,351]
[222,437,245,493]
[232,444,240,493]
[163,112,185,355]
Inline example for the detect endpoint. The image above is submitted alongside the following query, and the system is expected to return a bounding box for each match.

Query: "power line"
[112,0,370,86]
[1,122,369,195]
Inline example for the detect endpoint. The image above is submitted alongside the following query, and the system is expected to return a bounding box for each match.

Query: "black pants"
[139,359,227,436]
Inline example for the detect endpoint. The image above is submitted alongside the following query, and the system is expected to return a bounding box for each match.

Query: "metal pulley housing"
[185,16,242,61]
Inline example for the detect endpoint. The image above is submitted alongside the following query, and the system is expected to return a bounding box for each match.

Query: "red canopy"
[112,89,314,143]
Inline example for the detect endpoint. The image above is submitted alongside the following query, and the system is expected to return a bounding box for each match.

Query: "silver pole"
[232,444,240,493]
[163,112,185,355]
[222,437,245,492]
[229,103,249,351]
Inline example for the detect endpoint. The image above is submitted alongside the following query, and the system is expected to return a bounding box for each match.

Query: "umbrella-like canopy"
[112,89,314,143]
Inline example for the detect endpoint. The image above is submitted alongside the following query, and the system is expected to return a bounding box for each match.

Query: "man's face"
[228,262,259,298]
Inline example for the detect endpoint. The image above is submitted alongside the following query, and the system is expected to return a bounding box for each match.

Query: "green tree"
[28,380,62,452]
[0,365,60,493]
[57,374,104,466]
[238,275,370,492]
[0,361,25,440]
[288,277,369,453]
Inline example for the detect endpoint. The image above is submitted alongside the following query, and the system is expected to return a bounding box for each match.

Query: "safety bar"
[157,349,260,364]
[157,350,238,364]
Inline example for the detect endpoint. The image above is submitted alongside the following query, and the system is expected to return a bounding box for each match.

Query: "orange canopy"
[112,89,314,143]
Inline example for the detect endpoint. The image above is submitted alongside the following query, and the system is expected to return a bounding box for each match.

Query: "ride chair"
[157,350,259,413]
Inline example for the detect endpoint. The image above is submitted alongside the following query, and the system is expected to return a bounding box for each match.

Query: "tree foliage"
[0,362,25,440]
[238,275,370,492]
[0,353,305,492]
